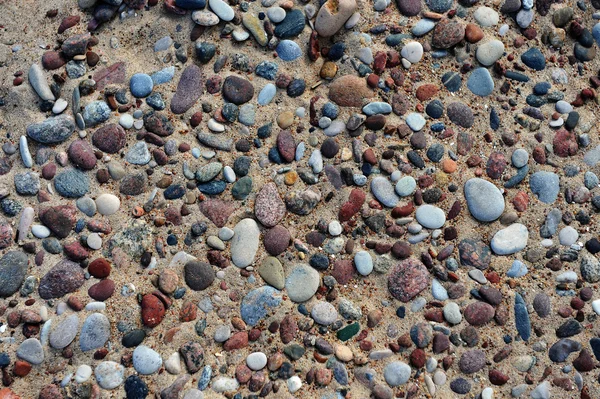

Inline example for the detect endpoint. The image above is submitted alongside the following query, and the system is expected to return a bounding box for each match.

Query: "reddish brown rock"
[388,258,430,302]
[39,204,77,239]
[58,15,80,34]
[280,315,298,344]
[328,75,373,107]
[276,130,296,163]
[179,300,197,322]
[141,293,166,327]
[88,258,111,278]
[41,51,66,70]
[224,331,249,351]
[63,241,89,261]
[339,189,366,222]
[92,124,126,154]
[463,301,495,326]
[486,152,507,179]
[263,225,290,256]
[199,199,235,227]
[331,259,355,284]
[88,279,115,301]
[553,128,578,157]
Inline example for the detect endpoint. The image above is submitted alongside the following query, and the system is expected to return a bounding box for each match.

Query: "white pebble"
[287,376,302,393]
[52,98,68,114]
[328,221,342,236]
[87,233,102,250]
[208,118,225,132]
[95,193,121,215]
[120,114,134,129]
[75,365,92,383]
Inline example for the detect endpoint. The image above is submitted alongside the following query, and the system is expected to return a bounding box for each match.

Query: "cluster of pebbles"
[2,0,600,397]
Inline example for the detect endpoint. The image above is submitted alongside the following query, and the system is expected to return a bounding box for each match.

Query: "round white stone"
[328,220,342,236]
[87,233,102,250]
[246,352,268,370]
[75,365,92,383]
[31,224,51,238]
[119,114,134,129]
[52,98,68,114]
[95,194,120,215]
[401,41,423,64]
[132,345,163,375]
[287,376,302,393]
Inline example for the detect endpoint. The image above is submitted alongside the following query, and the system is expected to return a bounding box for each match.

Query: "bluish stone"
[54,168,89,198]
[386,34,411,47]
[198,365,212,390]
[164,185,186,200]
[426,143,444,162]
[521,48,546,70]
[412,19,436,36]
[276,40,302,61]
[322,102,339,119]
[173,287,186,299]
[82,101,110,127]
[328,42,346,61]
[507,260,528,278]
[175,0,206,9]
[530,171,560,203]
[426,0,452,12]
[405,113,426,131]
[464,178,505,222]
[332,361,349,385]
[153,36,173,52]
[258,83,276,105]
[505,70,530,82]
[130,73,154,98]
[238,104,255,125]
[490,107,500,130]
[269,147,283,164]
[593,23,600,47]
[426,100,444,119]
[363,102,392,115]
[533,81,551,95]
[274,9,305,38]
[442,71,462,92]
[467,68,494,96]
[146,92,165,110]
[1,199,22,217]
[287,79,305,97]
[197,180,227,195]
[255,61,278,80]
[504,165,529,189]
[514,293,531,341]
[526,94,547,107]
[240,286,282,326]
[124,375,148,399]
[66,61,86,79]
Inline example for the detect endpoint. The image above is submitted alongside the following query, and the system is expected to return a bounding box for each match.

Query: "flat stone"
[464,178,505,222]
[39,259,85,299]
[286,264,320,302]
[171,65,203,114]
[490,223,529,255]
[230,218,260,267]
[0,251,28,297]
[80,313,110,351]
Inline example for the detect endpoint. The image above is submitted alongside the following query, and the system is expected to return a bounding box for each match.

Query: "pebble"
[133,345,163,375]
[415,204,446,229]
[464,178,505,222]
[354,251,373,276]
[95,361,125,390]
[285,264,320,302]
[315,0,357,37]
[491,223,529,255]
[384,361,411,386]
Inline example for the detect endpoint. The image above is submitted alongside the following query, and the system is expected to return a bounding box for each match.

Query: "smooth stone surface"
[133,345,163,375]
[285,264,320,302]
[464,178,505,222]
[230,218,260,268]
[491,223,529,255]
[415,205,446,229]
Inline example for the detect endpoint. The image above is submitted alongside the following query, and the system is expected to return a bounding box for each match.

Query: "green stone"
[336,322,360,342]
[284,344,305,360]
[232,176,253,199]
[195,319,207,336]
